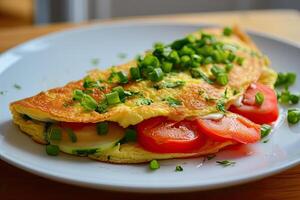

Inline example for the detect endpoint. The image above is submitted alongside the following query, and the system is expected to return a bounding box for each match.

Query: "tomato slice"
[196,113,261,144]
[229,83,279,124]
[59,122,93,130]
[137,117,206,153]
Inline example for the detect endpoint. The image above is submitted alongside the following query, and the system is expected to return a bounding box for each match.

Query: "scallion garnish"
[124,129,137,142]
[287,108,300,124]
[66,128,77,143]
[190,68,213,84]
[255,92,265,105]
[223,27,233,36]
[48,126,62,141]
[46,145,60,156]
[96,122,109,135]
[216,160,235,167]
[105,91,121,105]
[112,86,125,102]
[117,71,129,84]
[130,67,141,80]
[261,124,272,138]
[149,68,164,82]
[149,160,160,170]
[275,72,296,88]
[175,165,183,172]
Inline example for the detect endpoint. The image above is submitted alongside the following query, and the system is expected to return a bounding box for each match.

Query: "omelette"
[9,26,278,164]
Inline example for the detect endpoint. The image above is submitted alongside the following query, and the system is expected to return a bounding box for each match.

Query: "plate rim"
[1,21,300,193]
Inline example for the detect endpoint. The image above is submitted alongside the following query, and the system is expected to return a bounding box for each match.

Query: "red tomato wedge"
[229,83,279,124]
[59,122,93,130]
[137,117,206,153]
[196,114,261,144]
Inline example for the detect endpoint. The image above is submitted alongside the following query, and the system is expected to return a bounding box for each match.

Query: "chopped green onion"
[179,46,195,56]
[275,72,296,88]
[180,55,191,67]
[223,27,233,36]
[203,56,213,65]
[97,101,108,114]
[287,108,300,124]
[175,165,183,172]
[124,129,137,142]
[149,160,160,170]
[141,55,160,68]
[261,124,272,138]
[225,63,233,72]
[255,92,265,105]
[97,122,109,135]
[216,73,228,86]
[112,86,125,102]
[171,38,189,50]
[66,128,77,143]
[48,126,62,141]
[211,65,225,76]
[217,160,235,167]
[278,89,299,105]
[236,57,244,65]
[73,89,85,101]
[105,91,121,105]
[80,94,98,111]
[117,71,128,84]
[149,68,164,82]
[161,62,173,73]
[46,145,60,156]
[130,67,141,80]
[168,50,180,64]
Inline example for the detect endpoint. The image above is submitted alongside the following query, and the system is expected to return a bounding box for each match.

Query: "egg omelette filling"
[9,26,278,163]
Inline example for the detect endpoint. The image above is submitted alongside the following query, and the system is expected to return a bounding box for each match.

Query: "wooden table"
[1,10,300,200]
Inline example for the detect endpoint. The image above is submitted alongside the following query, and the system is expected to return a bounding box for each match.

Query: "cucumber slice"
[48,123,125,156]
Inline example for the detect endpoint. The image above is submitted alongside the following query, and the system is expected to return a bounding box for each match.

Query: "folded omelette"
[10,26,277,163]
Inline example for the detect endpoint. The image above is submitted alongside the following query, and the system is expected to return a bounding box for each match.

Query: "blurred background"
[0,0,299,28]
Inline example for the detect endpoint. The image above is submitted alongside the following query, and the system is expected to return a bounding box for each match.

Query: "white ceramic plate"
[0,22,300,193]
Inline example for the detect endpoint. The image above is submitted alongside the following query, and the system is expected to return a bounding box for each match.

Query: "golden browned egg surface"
[9,26,277,163]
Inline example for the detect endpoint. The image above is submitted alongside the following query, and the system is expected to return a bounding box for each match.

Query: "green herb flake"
[275,72,296,88]
[46,145,60,156]
[216,100,226,113]
[223,27,233,36]
[190,68,213,84]
[124,129,137,142]
[13,84,21,90]
[216,160,235,167]
[175,165,183,172]
[206,154,216,160]
[149,160,160,170]
[66,128,77,143]
[261,124,272,139]
[287,108,300,124]
[48,126,62,141]
[96,122,109,135]
[164,97,182,107]
[91,58,100,66]
[255,92,265,105]
[153,80,185,90]
[136,98,153,106]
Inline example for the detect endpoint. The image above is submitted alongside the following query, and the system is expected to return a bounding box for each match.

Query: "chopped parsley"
[66,128,77,143]
[175,165,183,172]
[216,160,235,167]
[164,97,182,107]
